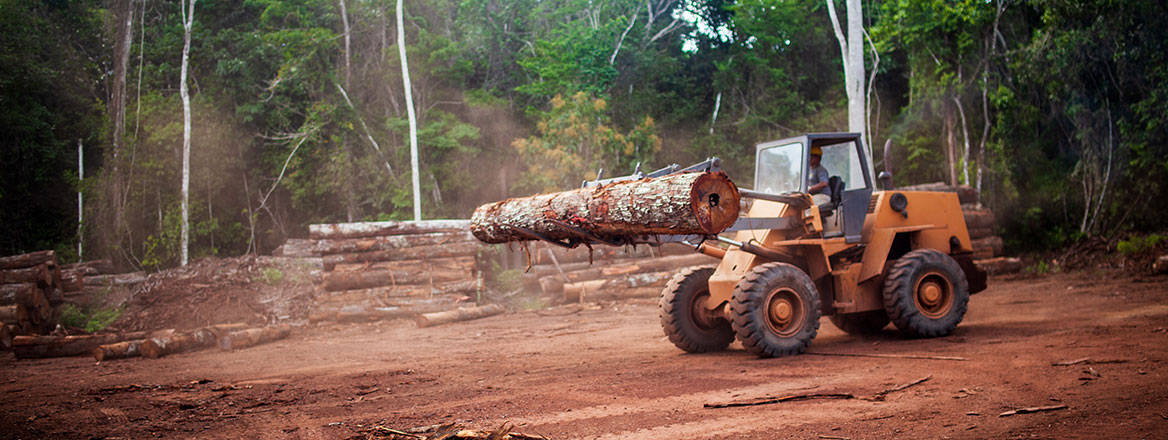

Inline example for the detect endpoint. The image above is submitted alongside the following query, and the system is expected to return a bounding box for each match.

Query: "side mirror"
[878,171,894,190]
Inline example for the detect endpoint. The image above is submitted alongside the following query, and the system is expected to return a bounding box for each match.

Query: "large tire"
[659,266,734,353]
[882,249,969,338]
[730,263,821,358]
[829,310,890,335]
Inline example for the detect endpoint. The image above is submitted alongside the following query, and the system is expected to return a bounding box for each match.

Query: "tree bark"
[471,172,739,244]
[322,241,480,271]
[137,323,245,359]
[963,209,995,230]
[309,219,470,240]
[0,251,56,271]
[397,0,422,221]
[563,271,673,302]
[13,332,151,359]
[315,231,474,255]
[415,304,504,328]
[0,305,29,331]
[320,267,471,292]
[217,325,291,351]
[316,280,479,304]
[0,265,52,285]
[331,256,474,274]
[179,0,196,266]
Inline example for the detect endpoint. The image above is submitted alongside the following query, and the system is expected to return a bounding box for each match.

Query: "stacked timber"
[515,242,719,302]
[310,220,481,322]
[0,251,72,336]
[901,182,1015,273]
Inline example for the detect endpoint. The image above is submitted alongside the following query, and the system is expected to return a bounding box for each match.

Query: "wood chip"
[999,404,1068,417]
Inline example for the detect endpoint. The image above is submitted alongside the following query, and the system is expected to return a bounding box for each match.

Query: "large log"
[0,265,52,285]
[13,332,151,359]
[331,256,475,274]
[62,259,114,275]
[217,325,291,351]
[315,231,475,256]
[315,280,480,306]
[563,271,674,302]
[470,172,740,244]
[59,268,86,292]
[320,266,471,292]
[975,257,1023,275]
[310,219,471,240]
[322,241,481,271]
[901,182,977,204]
[963,209,996,230]
[972,236,1004,259]
[0,304,30,332]
[138,323,249,359]
[0,283,51,323]
[83,272,147,287]
[416,304,505,327]
[0,250,56,271]
[92,329,178,362]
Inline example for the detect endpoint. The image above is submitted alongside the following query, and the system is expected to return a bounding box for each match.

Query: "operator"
[807,146,831,205]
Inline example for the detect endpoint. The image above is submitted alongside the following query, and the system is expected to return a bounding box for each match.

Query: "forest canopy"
[2,0,1166,268]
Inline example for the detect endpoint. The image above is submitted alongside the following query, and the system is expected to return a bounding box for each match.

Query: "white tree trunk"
[339,0,351,88]
[77,139,83,260]
[180,0,196,266]
[826,0,873,183]
[397,0,421,221]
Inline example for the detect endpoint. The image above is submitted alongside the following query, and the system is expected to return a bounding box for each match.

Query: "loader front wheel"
[883,249,969,338]
[660,266,734,353]
[731,263,821,358]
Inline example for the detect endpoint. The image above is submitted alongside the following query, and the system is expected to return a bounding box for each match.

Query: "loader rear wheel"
[829,310,891,335]
[883,249,969,338]
[731,263,821,358]
[660,266,734,353]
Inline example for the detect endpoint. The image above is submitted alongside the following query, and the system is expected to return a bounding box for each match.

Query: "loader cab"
[753,133,873,242]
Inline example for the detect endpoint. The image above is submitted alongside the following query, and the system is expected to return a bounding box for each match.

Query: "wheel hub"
[765,288,804,337]
[914,272,953,319]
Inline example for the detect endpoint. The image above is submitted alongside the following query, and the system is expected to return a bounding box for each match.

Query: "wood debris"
[806,351,967,361]
[704,392,856,408]
[868,376,931,401]
[998,404,1068,417]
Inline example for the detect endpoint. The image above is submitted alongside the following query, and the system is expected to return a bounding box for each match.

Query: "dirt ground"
[3,269,1167,439]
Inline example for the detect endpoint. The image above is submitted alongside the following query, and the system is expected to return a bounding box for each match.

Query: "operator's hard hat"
[810,146,822,156]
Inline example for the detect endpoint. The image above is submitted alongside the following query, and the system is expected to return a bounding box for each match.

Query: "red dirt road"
[3,269,1167,439]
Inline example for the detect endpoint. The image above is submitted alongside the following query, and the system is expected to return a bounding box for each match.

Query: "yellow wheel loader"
[659,133,986,357]
[471,131,986,358]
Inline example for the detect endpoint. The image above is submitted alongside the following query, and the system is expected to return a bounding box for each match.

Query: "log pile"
[0,251,73,335]
[515,242,718,302]
[309,220,482,323]
[9,323,287,361]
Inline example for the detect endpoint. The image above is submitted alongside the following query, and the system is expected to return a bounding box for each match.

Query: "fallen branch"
[704,393,855,409]
[806,352,967,361]
[868,376,931,401]
[1051,358,1128,366]
[998,404,1068,417]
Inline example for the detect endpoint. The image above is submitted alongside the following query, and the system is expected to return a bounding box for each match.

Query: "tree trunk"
[320,267,471,292]
[309,219,470,240]
[331,256,474,274]
[84,272,147,287]
[0,305,29,331]
[316,280,479,303]
[0,265,52,285]
[141,328,215,359]
[0,251,56,270]
[217,325,291,351]
[397,0,422,221]
[13,332,150,359]
[322,241,480,271]
[315,231,474,255]
[563,271,674,302]
[470,172,739,244]
[415,304,504,327]
[179,0,196,266]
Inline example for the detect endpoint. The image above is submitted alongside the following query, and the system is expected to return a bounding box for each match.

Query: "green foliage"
[59,304,123,333]
[513,92,662,192]
[1117,234,1165,255]
[260,267,285,284]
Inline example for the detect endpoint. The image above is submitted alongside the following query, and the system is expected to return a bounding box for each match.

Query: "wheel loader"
[658,133,986,357]
[472,131,986,358]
